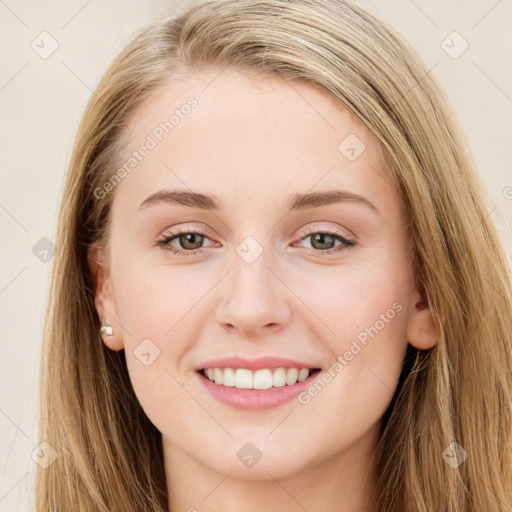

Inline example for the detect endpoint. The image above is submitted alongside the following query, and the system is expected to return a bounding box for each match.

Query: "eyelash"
[155,225,355,257]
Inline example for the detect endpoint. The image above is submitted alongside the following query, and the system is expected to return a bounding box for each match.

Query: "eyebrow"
[139,189,220,210]
[286,190,378,213]
[139,188,378,214]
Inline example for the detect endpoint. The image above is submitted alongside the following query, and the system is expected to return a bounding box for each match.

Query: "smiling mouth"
[198,367,322,390]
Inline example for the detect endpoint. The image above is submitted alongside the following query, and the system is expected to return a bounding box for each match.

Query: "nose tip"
[215,256,291,335]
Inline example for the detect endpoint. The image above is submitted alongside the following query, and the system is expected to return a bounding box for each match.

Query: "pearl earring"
[100,319,114,342]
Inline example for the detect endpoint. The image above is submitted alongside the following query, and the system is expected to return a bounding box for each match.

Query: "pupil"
[313,233,334,250]
[181,233,202,249]
[177,233,336,251]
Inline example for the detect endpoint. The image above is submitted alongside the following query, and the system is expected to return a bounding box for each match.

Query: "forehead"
[110,67,397,217]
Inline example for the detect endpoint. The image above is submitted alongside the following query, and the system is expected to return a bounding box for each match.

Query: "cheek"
[287,251,409,350]
[111,252,204,345]
[286,254,410,420]
[109,260,195,421]
[111,253,237,429]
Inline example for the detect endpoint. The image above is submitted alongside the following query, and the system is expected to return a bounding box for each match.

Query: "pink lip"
[196,356,320,371]
[196,369,322,411]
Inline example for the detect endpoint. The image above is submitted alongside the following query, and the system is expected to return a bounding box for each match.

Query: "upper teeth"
[204,367,311,389]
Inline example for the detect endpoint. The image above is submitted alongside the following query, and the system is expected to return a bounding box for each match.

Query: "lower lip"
[196,370,322,411]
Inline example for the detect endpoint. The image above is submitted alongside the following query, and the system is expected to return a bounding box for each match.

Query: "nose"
[215,247,292,336]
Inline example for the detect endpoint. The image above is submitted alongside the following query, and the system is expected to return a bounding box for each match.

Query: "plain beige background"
[1,1,511,510]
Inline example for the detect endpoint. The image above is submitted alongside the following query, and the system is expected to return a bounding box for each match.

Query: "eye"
[155,225,355,257]
[294,226,355,255]
[156,226,216,256]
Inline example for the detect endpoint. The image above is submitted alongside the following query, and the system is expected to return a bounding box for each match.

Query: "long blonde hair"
[36,0,512,510]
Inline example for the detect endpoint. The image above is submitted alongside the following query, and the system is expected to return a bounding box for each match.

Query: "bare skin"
[89,67,438,512]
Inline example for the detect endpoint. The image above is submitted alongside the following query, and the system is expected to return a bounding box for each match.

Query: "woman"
[36,0,512,510]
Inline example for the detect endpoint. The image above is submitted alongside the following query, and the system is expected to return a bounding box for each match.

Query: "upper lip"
[196,356,321,371]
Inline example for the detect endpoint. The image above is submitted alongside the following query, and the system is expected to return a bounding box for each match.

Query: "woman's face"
[90,67,436,483]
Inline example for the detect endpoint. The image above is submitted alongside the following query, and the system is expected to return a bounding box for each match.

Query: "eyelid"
[157,223,353,243]
[160,224,211,238]
[297,223,354,240]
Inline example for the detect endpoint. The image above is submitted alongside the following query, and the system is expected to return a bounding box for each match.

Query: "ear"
[87,244,124,351]
[406,283,438,350]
